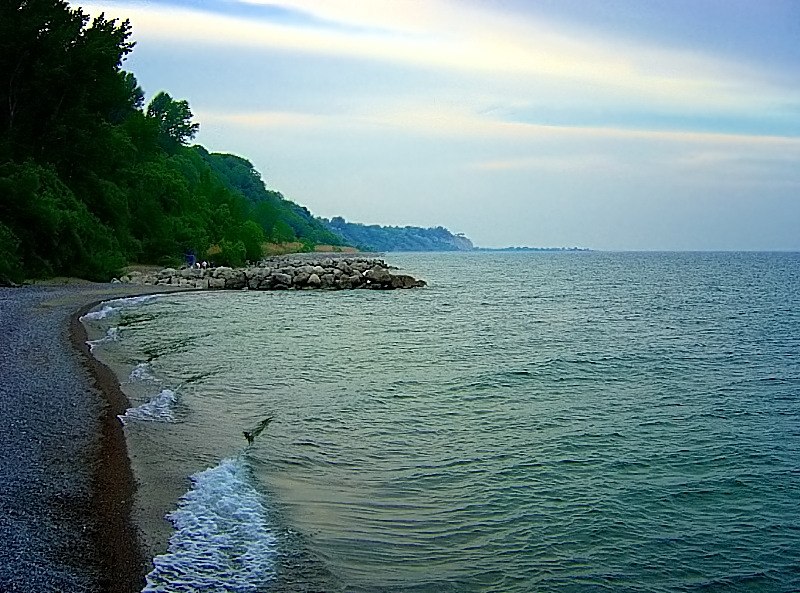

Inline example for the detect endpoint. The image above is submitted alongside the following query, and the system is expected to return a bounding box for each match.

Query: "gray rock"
[365,266,392,284]
[321,273,335,288]
[272,273,293,286]
[307,273,322,287]
[390,274,425,289]
[224,272,246,290]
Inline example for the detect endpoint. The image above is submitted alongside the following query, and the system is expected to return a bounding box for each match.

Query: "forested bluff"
[0,1,473,286]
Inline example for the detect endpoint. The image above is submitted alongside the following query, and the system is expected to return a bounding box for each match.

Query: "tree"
[146,91,199,147]
[240,220,265,262]
[0,1,136,168]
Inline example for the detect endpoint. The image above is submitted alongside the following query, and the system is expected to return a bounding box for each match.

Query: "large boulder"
[225,274,246,289]
[307,273,322,287]
[390,274,426,289]
[364,266,392,284]
[321,273,336,289]
[294,271,310,287]
[272,272,293,286]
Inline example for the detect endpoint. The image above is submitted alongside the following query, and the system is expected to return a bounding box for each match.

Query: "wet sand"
[0,282,183,592]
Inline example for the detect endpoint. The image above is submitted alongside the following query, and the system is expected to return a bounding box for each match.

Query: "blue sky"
[81,0,800,249]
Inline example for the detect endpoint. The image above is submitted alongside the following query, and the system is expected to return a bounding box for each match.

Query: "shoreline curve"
[0,283,183,592]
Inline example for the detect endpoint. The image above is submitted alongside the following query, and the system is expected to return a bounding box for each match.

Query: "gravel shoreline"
[0,282,181,593]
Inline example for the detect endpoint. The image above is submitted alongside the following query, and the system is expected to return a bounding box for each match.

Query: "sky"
[79,0,800,250]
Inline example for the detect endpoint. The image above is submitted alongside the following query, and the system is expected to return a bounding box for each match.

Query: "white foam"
[80,294,161,323]
[119,389,177,425]
[108,293,161,308]
[87,326,120,352]
[129,362,159,383]
[142,458,278,592]
[79,304,118,322]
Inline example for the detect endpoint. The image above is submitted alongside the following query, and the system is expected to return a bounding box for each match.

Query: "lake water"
[82,252,800,592]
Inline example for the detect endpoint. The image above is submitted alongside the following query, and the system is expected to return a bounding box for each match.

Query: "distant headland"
[318,217,589,254]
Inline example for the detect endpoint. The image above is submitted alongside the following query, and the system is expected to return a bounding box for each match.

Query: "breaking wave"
[87,326,119,352]
[119,389,178,425]
[80,294,161,322]
[80,304,117,322]
[142,458,278,593]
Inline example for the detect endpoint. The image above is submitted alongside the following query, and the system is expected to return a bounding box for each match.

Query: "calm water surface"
[84,252,800,592]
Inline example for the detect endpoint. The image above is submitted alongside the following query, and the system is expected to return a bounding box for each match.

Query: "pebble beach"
[0,282,179,593]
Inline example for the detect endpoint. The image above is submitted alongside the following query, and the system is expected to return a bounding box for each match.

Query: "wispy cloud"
[198,103,800,148]
[85,0,798,122]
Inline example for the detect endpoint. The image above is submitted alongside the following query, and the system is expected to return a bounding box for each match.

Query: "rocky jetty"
[115,255,426,291]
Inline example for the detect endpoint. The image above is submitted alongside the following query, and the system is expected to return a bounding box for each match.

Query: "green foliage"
[214,239,247,268]
[240,220,266,261]
[195,148,346,247]
[0,1,137,172]
[0,162,124,279]
[146,91,199,148]
[323,217,474,252]
[0,1,353,281]
[0,221,23,284]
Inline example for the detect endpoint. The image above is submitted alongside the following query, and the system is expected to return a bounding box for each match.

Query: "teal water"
[83,252,800,592]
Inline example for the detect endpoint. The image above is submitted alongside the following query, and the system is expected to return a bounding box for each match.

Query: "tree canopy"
[0,0,346,283]
[147,91,199,147]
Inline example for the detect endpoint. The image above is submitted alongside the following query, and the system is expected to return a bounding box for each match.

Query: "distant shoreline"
[473,246,591,252]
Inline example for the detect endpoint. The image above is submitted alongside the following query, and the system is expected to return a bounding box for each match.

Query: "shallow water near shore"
[82,252,800,592]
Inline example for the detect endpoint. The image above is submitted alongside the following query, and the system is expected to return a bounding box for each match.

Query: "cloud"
[197,102,800,150]
[83,0,798,119]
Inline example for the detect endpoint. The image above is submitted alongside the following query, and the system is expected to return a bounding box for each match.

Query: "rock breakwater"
[116,255,426,291]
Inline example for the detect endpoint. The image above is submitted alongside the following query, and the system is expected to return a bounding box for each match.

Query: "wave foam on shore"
[87,326,119,351]
[119,388,178,425]
[80,293,161,322]
[129,362,159,383]
[142,457,277,593]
